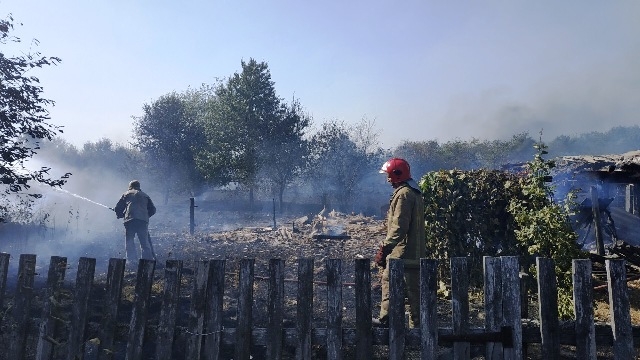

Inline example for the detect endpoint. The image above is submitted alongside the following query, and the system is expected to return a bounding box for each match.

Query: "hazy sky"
[3,1,639,149]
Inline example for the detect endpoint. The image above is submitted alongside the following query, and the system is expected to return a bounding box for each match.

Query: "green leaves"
[507,140,585,318]
[0,15,69,197]
[133,90,209,199]
[420,141,585,313]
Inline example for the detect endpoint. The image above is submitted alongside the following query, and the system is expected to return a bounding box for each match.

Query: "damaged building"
[553,150,640,253]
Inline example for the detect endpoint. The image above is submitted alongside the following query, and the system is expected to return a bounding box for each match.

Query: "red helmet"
[379,158,411,183]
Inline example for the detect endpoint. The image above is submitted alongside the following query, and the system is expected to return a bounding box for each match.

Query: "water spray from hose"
[51,187,115,211]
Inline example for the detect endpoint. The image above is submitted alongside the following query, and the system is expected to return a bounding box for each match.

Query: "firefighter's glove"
[374,244,393,268]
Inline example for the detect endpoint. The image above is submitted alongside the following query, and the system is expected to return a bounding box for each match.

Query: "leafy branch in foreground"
[0,14,71,221]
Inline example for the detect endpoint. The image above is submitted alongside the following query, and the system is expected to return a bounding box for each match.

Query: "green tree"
[394,140,443,176]
[306,119,383,212]
[474,133,535,169]
[198,58,309,208]
[507,140,585,318]
[133,90,208,204]
[0,14,70,220]
[260,98,311,211]
[394,133,534,175]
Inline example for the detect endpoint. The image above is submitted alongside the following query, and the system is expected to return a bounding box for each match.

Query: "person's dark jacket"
[114,189,156,223]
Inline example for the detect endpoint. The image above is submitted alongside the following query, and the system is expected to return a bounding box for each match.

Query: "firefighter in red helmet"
[373,158,426,328]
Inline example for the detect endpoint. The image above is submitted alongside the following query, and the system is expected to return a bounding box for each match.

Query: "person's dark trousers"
[124,219,155,266]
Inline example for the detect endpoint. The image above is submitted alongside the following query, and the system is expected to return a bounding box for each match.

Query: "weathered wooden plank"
[185,260,212,359]
[266,259,284,360]
[484,256,503,360]
[354,258,372,360]
[36,255,67,360]
[326,258,343,360]
[388,259,405,360]
[0,252,9,310]
[501,256,523,360]
[537,257,560,359]
[8,253,36,360]
[203,259,225,360]
[67,257,96,360]
[523,322,640,347]
[235,258,255,360]
[125,259,156,360]
[572,259,597,360]
[520,270,529,359]
[216,322,640,348]
[451,256,470,359]
[156,260,183,360]
[84,337,101,360]
[591,186,605,255]
[295,258,314,360]
[606,259,634,359]
[99,258,126,360]
[419,258,438,360]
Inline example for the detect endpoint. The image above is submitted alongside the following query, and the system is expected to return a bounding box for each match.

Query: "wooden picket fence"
[0,253,639,360]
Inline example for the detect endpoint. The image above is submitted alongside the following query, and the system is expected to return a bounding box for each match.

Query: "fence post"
[572,259,596,360]
[451,257,470,359]
[125,259,156,360]
[354,258,372,360]
[156,260,183,360]
[36,256,68,360]
[484,256,503,360]
[606,259,634,359]
[266,259,285,360]
[625,184,633,213]
[99,258,126,360]
[67,257,96,360]
[186,260,212,359]
[591,186,605,255]
[388,259,405,360]
[203,259,225,360]
[0,252,9,311]
[326,258,343,360]
[9,254,36,360]
[235,258,255,360]
[536,257,560,359]
[296,258,314,360]
[501,256,523,360]
[420,258,438,359]
[190,197,195,235]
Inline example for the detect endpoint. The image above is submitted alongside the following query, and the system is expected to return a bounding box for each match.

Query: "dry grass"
[594,278,640,324]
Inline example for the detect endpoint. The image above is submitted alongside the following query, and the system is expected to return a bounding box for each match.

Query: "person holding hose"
[373,158,426,328]
[114,180,157,267]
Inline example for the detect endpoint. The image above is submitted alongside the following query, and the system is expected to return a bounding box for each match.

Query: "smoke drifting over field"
[0,157,134,279]
[444,64,640,142]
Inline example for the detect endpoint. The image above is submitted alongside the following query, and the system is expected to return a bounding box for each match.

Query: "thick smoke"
[0,156,135,282]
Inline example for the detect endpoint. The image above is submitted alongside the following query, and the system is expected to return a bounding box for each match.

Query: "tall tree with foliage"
[260,98,310,211]
[199,58,309,208]
[0,14,70,221]
[133,90,209,204]
[306,119,383,212]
